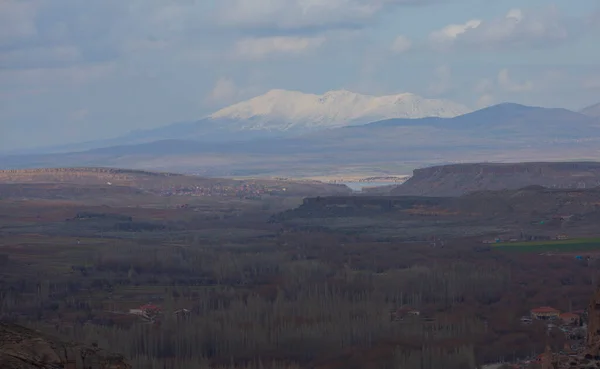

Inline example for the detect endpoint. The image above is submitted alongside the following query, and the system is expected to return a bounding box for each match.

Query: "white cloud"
[208,78,239,104]
[206,77,263,106]
[220,0,377,30]
[429,20,482,46]
[391,35,412,53]
[217,0,434,33]
[430,6,577,51]
[473,78,494,94]
[497,68,534,92]
[428,65,452,95]
[233,36,326,60]
[477,94,495,108]
[471,68,533,107]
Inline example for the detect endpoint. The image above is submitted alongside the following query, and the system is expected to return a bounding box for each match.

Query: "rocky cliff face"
[586,286,600,357]
[0,323,130,369]
[392,162,600,197]
[549,286,600,368]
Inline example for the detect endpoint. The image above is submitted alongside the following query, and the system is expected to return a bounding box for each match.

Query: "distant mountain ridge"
[581,102,600,118]
[392,162,600,197]
[2,103,600,177]
[109,89,472,145]
[209,89,472,129]
[361,102,598,139]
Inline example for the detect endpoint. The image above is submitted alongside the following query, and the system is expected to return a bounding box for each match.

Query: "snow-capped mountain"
[56,89,472,149]
[209,89,472,131]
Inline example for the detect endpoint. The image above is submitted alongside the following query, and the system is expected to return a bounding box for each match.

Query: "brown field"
[1,170,599,369]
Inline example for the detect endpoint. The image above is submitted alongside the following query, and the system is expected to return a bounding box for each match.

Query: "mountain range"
[108,89,472,146]
[581,102,600,118]
[3,89,470,156]
[2,90,600,178]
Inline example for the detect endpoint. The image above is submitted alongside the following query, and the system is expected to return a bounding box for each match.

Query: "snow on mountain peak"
[209,89,472,131]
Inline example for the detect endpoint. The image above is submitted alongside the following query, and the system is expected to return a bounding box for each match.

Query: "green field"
[493,237,600,253]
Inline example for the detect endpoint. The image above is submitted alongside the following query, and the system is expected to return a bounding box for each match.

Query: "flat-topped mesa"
[415,162,600,176]
[393,162,600,197]
[0,167,183,177]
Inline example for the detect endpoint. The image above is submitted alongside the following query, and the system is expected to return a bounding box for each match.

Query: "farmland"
[493,238,600,253]
[3,168,600,368]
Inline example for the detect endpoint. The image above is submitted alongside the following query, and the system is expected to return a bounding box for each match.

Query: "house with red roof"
[559,312,581,325]
[530,306,561,320]
[139,303,162,313]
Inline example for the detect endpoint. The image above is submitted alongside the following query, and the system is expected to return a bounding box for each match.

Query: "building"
[552,215,572,221]
[559,312,581,325]
[520,316,533,324]
[129,304,163,321]
[128,308,144,316]
[530,306,561,320]
[174,308,191,318]
[391,307,421,321]
[139,304,162,315]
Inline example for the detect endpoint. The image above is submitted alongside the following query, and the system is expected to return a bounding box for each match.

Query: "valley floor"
[2,178,600,368]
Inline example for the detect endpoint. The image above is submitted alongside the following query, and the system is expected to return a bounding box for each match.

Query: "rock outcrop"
[586,285,600,357]
[0,323,131,369]
[551,286,600,368]
[392,162,600,197]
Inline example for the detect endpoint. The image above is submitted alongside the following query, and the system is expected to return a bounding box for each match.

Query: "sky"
[1,0,600,150]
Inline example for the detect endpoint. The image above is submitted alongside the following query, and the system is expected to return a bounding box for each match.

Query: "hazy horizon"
[1,0,600,151]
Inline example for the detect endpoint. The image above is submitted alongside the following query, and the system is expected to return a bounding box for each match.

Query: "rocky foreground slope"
[0,322,130,369]
[393,162,600,197]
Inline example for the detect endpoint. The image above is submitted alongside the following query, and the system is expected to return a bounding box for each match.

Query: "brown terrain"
[0,323,130,369]
[0,168,352,197]
[2,165,600,368]
[392,162,600,197]
[274,186,600,241]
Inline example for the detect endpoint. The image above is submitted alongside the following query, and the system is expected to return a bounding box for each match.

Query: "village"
[155,183,285,199]
[389,302,591,369]
[482,302,597,369]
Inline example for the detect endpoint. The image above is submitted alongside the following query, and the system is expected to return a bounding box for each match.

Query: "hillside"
[210,89,471,127]
[0,322,130,369]
[392,162,600,197]
[0,168,352,197]
[83,89,472,148]
[273,185,600,240]
[581,102,600,118]
[2,103,600,177]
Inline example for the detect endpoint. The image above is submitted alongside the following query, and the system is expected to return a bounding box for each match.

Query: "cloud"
[217,0,437,34]
[497,68,533,92]
[207,78,239,104]
[429,20,482,46]
[472,68,533,107]
[206,77,263,106]
[430,6,580,51]
[477,94,495,108]
[391,35,412,53]
[232,36,326,59]
[428,65,452,95]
